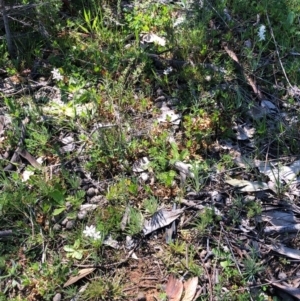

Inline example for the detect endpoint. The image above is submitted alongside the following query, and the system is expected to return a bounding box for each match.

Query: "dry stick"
[198,240,213,301]
[223,44,263,100]
[0,0,15,57]
[266,13,293,89]
[220,223,255,301]
[0,230,13,237]
[4,117,29,171]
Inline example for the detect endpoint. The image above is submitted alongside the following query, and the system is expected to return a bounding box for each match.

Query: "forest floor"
[1,0,300,300]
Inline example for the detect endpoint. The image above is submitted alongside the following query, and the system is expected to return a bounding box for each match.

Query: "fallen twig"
[223,43,263,100]
[0,230,13,237]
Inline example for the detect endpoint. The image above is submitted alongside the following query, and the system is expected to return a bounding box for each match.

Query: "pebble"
[53,293,62,301]
[66,220,75,230]
[86,187,96,197]
[65,202,73,212]
[278,272,287,280]
[136,292,146,301]
[89,195,106,204]
[61,218,68,226]
[53,224,62,232]
[77,210,87,220]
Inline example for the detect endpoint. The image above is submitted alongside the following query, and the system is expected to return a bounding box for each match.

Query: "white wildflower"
[163,66,173,75]
[83,225,101,240]
[51,68,63,81]
[258,25,266,41]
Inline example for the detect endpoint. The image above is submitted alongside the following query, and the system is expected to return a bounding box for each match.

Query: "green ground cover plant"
[1,0,300,300]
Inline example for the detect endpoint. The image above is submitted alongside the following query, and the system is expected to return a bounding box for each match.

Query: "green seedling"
[64,239,84,260]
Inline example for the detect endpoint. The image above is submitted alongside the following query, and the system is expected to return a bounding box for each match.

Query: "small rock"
[53,293,62,301]
[66,220,75,230]
[80,204,98,211]
[65,202,72,212]
[136,292,146,301]
[89,195,107,205]
[86,187,96,197]
[77,210,87,220]
[53,224,62,232]
[61,218,68,226]
[278,272,287,280]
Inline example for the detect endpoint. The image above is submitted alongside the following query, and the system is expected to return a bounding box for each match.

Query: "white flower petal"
[258,25,266,41]
[51,68,63,81]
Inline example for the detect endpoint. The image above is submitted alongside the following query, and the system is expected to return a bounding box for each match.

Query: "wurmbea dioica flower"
[258,25,266,41]
[51,68,63,81]
[83,225,101,240]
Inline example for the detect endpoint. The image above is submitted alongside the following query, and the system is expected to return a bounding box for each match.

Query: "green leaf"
[74,239,81,249]
[52,207,65,216]
[78,25,89,34]
[220,260,230,268]
[49,190,65,203]
[73,251,83,260]
[64,246,74,252]
[286,11,295,25]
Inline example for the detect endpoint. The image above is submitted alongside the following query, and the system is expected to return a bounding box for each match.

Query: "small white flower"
[163,67,173,75]
[83,225,101,240]
[92,232,101,240]
[51,68,63,81]
[258,25,266,41]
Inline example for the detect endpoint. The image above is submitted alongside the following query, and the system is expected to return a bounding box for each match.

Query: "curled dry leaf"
[182,277,198,301]
[132,157,150,173]
[143,208,185,235]
[142,33,166,46]
[165,275,183,301]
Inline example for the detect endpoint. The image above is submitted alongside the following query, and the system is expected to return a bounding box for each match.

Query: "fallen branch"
[0,230,13,237]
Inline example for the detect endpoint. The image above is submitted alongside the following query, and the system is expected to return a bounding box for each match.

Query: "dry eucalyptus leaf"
[264,224,300,234]
[61,136,74,145]
[143,208,185,235]
[165,275,183,301]
[255,159,300,185]
[103,235,120,249]
[270,282,300,299]
[261,99,278,112]
[225,178,269,192]
[233,124,255,140]
[174,161,195,178]
[182,277,198,301]
[132,157,150,172]
[269,243,300,260]
[261,210,296,227]
[157,105,182,125]
[142,33,166,46]
[63,268,95,287]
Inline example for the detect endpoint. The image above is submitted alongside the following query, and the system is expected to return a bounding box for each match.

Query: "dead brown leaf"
[182,277,198,301]
[165,275,183,301]
[63,268,95,287]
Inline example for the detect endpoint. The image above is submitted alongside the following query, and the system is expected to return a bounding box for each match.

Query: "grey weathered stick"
[0,230,13,237]
[0,0,15,57]
[264,224,300,234]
